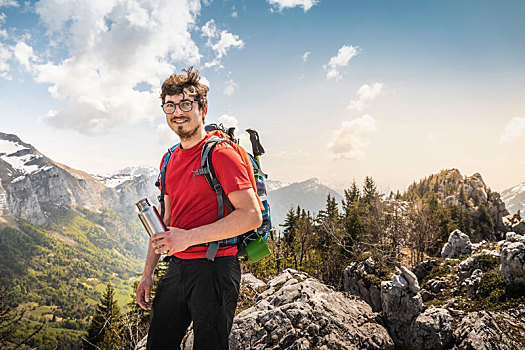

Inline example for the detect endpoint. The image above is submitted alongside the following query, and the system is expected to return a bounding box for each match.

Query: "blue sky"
[1,0,524,193]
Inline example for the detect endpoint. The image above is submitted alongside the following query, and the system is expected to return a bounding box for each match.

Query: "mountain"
[0,132,155,348]
[405,169,509,241]
[0,132,158,226]
[265,179,290,192]
[501,181,525,215]
[267,178,342,229]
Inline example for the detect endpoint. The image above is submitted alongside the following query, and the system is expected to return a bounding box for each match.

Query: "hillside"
[0,133,153,348]
[404,169,509,241]
[0,206,146,348]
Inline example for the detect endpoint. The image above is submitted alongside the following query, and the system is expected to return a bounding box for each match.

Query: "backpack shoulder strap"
[157,143,179,219]
[192,136,235,260]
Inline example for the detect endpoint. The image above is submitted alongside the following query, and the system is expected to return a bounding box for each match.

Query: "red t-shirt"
[163,133,253,259]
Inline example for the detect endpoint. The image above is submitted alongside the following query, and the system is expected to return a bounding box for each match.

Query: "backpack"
[155,124,272,261]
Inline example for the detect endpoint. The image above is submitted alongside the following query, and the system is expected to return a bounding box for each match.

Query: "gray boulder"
[441,229,473,259]
[241,272,267,290]
[410,307,454,350]
[343,258,383,312]
[230,269,394,349]
[381,266,456,350]
[380,267,424,348]
[458,252,500,281]
[453,311,525,350]
[499,232,525,285]
[463,269,483,297]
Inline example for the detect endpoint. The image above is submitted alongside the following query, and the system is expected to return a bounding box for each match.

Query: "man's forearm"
[142,242,161,278]
[187,206,262,246]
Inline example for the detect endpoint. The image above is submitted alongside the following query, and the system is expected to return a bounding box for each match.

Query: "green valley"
[0,205,147,349]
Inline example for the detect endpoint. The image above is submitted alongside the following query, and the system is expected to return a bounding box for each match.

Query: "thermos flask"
[136,198,167,237]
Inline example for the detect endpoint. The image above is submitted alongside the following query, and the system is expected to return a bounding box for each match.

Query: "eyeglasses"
[161,100,198,114]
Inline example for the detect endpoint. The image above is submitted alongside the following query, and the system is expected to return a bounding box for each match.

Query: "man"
[136,67,262,349]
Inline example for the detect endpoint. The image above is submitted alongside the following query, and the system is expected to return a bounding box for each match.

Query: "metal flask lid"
[136,198,151,211]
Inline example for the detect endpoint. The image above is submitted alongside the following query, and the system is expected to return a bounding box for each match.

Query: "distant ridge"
[501,181,525,215]
[268,177,342,228]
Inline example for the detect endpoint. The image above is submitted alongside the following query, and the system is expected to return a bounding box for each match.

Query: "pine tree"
[362,176,379,209]
[84,281,122,350]
[281,206,298,245]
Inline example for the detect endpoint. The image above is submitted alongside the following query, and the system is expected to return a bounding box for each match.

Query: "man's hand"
[136,276,154,310]
[150,227,193,255]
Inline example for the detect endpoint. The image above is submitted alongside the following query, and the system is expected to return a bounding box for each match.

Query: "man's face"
[164,93,206,141]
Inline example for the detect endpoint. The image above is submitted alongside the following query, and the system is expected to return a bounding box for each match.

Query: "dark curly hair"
[160,67,209,109]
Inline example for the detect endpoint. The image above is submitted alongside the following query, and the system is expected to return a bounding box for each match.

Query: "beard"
[174,123,201,141]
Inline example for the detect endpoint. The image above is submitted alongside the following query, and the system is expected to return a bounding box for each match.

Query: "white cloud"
[29,0,202,135]
[13,41,37,70]
[302,51,310,62]
[500,117,525,144]
[323,45,360,81]
[232,11,238,18]
[206,30,244,69]
[201,19,217,40]
[224,79,238,96]
[0,12,6,23]
[347,82,383,111]
[0,0,19,8]
[0,42,11,78]
[201,19,244,69]
[327,115,377,160]
[267,0,318,12]
[218,114,239,130]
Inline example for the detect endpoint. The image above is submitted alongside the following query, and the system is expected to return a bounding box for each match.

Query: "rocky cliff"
[406,169,509,240]
[0,132,158,226]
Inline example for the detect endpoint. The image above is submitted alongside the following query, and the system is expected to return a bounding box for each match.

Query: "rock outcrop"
[458,251,500,281]
[453,311,525,350]
[380,266,454,349]
[381,267,423,347]
[343,258,383,312]
[229,269,394,349]
[441,229,473,259]
[410,307,454,350]
[499,232,525,285]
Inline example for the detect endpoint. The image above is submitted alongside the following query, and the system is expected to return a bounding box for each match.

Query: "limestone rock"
[463,269,483,297]
[458,252,500,281]
[410,307,454,350]
[499,232,525,285]
[400,266,420,293]
[241,273,267,291]
[230,269,394,349]
[380,267,424,348]
[441,229,473,259]
[343,258,383,312]
[453,311,525,350]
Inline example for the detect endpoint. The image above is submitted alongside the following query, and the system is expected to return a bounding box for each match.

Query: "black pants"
[146,256,241,350]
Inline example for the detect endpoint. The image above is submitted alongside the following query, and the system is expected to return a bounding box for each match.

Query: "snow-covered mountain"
[0,132,158,225]
[265,179,290,192]
[94,166,158,189]
[501,181,525,215]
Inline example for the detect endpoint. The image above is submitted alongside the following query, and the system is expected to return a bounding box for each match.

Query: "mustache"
[170,116,190,122]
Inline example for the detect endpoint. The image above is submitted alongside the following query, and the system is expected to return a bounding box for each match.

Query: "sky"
[0,0,524,193]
